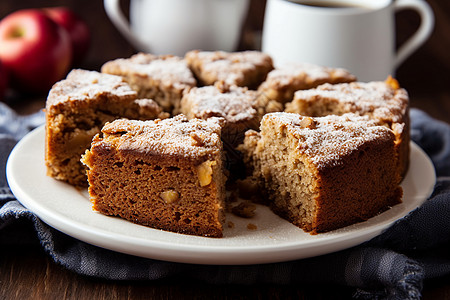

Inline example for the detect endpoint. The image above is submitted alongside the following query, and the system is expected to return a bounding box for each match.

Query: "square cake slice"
[285,77,410,179]
[257,62,356,105]
[242,112,402,234]
[81,115,227,238]
[101,53,197,114]
[45,69,168,187]
[180,82,262,147]
[185,50,274,89]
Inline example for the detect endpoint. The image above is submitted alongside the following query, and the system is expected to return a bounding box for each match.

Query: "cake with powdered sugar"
[185,50,274,89]
[45,69,168,187]
[257,62,357,105]
[43,51,410,237]
[81,115,227,238]
[180,81,263,147]
[241,112,403,234]
[285,77,410,178]
[101,53,197,114]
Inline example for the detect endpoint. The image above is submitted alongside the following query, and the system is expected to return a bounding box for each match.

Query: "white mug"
[262,0,434,81]
[104,0,250,56]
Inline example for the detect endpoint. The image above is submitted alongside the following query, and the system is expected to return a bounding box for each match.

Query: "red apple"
[44,7,90,66]
[0,60,9,101]
[0,9,72,94]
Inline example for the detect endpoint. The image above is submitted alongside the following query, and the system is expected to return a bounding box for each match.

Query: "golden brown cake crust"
[242,112,402,234]
[81,116,226,237]
[185,50,274,89]
[45,69,168,187]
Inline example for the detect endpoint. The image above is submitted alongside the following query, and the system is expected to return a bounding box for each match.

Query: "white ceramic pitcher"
[262,0,434,81]
[104,0,250,56]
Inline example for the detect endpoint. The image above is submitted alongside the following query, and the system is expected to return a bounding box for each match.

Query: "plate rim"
[6,125,436,265]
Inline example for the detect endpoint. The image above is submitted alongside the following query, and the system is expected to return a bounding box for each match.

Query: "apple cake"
[101,52,197,114]
[257,62,357,105]
[285,77,410,178]
[81,115,227,237]
[241,112,403,234]
[185,50,274,89]
[45,69,168,187]
[180,81,262,147]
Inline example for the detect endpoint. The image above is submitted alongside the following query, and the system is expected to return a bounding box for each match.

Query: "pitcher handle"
[394,0,434,68]
[103,0,149,52]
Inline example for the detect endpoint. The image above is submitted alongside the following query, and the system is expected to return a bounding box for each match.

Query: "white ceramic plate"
[7,125,435,265]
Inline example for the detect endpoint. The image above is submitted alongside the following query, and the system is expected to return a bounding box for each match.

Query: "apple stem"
[9,26,25,38]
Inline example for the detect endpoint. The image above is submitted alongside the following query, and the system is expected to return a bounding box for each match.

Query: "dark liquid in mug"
[298,1,369,9]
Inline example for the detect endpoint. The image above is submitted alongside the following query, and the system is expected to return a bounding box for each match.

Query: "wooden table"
[1,0,450,299]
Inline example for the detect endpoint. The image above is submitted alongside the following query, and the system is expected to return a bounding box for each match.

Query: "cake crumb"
[227,221,235,229]
[227,189,239,203]
[236,177,261,200]
[232,202,256,218]
[247,223,257,230]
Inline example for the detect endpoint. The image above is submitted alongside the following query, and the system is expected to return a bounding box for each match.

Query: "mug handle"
[394,0,435,68]
[103,0,149,52]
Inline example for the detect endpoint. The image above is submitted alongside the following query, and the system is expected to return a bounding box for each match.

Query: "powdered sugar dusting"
[103,53,196,90]
[262,112,393,169]
[181,85,258,123]
[46,69,136,108]
[266,63,355,87]
[101,115,224,159]
[134,98,159,109]
[293,81,409,123]
[131,58,196,89]
[133,98,168,118]
[186,50,273,86]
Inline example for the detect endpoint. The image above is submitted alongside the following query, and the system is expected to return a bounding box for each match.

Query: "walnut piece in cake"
[257,63,356,105]
[285,77,410,179]
[185,50,274,89]
[45,69,168,187]
[241,112,402,234]
[81,115,227,238]
[101,52,197,114]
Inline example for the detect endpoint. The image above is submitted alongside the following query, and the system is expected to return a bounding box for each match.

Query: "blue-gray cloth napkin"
[1,102,449,300]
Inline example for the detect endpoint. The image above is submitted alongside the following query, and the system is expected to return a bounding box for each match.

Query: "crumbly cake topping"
[46,69,136,108]
[183,83,258,122]
[293,81,409,123]
[264,63,356,87]
[103,53,196,90]
[100,115,224,159]
[186,50,272,84]
[262,112,393,169]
